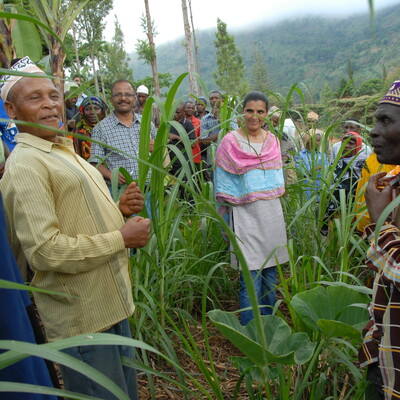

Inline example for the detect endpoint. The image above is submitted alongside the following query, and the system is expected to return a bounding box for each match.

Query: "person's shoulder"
[3,145,47,176]
[220,130,236,144]
[184,119,194,130]
[93,114,113,130]
[201,113,213,122]
[365,152,377,165]
[92,113,115,133]
[284,118,295,127]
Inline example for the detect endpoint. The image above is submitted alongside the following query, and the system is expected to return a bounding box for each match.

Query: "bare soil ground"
[137,318,247,400]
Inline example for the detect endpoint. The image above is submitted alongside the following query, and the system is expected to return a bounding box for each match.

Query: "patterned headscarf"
[0,57,44,102]
[74,96,108,161]
[380,79,400,107]
[79,96,109,120]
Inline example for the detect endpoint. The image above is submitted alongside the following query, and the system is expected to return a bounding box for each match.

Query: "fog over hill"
[129,4,400,99]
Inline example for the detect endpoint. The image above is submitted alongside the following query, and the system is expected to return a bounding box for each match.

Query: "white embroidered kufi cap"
[0,56,45,102]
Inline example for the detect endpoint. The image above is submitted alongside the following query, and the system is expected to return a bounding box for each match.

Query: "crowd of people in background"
[1,55,400,400]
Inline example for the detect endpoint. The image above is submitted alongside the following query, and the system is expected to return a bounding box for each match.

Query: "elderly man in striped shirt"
[359,78,400,400]
[0,57,150,400]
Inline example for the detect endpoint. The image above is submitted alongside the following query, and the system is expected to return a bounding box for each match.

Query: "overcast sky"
[105,0,400,53]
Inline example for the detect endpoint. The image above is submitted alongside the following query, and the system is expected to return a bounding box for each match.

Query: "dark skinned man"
[359,78,400,400]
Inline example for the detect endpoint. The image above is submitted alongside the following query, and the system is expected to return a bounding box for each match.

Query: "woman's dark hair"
[242,91,269,110]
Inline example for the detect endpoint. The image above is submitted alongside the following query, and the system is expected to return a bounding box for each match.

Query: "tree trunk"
[144,0,160,97]
[188,0,202,95]
[90,47,100,96]
[97,56,106,99]
[71,22,81,74]
[0,18,13,68]
[50,37,66,122]
[181,0,197,96]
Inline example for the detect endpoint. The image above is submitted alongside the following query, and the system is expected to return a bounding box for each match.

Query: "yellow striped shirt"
[0,133,134,341]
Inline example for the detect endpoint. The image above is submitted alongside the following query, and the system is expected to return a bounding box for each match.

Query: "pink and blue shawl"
[215,131,285,205]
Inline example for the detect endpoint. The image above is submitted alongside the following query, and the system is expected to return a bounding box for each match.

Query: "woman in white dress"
[215,91,289,325]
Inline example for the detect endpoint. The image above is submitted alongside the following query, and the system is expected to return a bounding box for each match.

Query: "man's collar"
[204,112,215,119]
[16,132,72,153]
[111,111,141,126]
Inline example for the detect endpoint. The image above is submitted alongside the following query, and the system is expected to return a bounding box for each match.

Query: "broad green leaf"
[317,319,362,341]
[230,356,276,383]
[118,167,134,185]
[111,167,121,202]
[137,97,154,187]
[0,11,65,54]
[10,6,42,61]
[291,286,370,339]
[208,310,316,368]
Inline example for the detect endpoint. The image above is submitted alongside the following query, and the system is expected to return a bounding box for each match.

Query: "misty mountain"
[129,4,400,99]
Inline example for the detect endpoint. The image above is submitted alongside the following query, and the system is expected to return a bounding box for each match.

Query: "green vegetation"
[213,18,248,97]
[74,0,113,95]
[1,75,377,398]
[99,16,133,87]
[0,2,393,399]
[249,42,271,93]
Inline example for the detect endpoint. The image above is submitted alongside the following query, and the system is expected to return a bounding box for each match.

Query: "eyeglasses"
[111,93,136,99]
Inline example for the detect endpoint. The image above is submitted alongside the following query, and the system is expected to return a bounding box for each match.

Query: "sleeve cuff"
[364,222,397,241]
[108,230,126,252]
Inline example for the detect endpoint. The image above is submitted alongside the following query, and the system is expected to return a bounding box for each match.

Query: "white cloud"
[105,0,400,53]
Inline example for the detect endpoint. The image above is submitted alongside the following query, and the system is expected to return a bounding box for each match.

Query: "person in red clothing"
[184,101,201,172]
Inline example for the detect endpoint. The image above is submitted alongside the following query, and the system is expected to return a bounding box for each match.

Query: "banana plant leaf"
[9,6,42,61]
[208,310,316,368]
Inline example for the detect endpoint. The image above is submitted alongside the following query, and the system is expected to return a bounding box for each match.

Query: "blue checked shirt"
[200,113,237,139]
[200,112,238,164]
[90,112,156,180]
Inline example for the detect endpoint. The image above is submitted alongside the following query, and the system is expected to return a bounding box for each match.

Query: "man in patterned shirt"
[91,79,157,186]
[359,78,400,399]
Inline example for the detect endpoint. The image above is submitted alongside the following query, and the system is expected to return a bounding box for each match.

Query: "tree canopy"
[213,18,248,97]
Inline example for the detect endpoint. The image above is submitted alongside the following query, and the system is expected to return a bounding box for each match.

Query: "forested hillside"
[130,3,400,99]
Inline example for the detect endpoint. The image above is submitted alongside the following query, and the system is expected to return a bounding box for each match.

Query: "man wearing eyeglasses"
[91,79,157,186]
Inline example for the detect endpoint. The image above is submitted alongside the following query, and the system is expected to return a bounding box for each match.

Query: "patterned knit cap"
[0,56,44,102]
[380,79,400,107]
